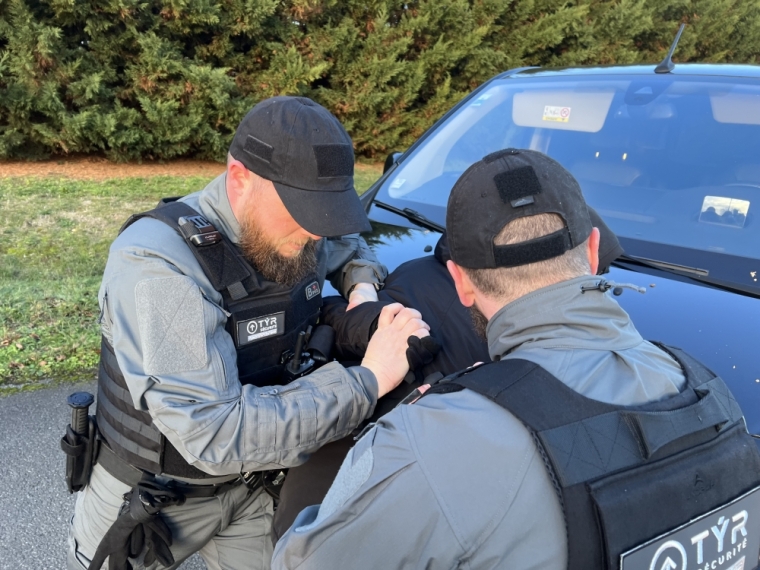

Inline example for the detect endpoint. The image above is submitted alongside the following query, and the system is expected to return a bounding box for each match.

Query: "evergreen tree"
[1,0,758,161]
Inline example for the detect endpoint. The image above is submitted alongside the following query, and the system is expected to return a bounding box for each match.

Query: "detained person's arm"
[320,296,388,360]
[323,234,387,307]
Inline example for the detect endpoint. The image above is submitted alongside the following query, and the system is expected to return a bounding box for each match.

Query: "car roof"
[500,63,760,80]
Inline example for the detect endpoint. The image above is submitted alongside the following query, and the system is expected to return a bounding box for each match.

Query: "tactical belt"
[97,443,244,499]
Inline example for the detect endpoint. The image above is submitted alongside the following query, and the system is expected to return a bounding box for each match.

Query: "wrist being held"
[361,303,430,397]
[346,282,380,311]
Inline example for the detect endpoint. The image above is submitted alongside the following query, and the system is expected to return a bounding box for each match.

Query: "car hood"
[359,219,760,436]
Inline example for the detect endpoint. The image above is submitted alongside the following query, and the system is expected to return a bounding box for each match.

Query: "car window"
[378,74,760,278]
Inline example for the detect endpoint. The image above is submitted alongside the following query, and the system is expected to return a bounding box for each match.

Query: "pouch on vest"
[423,345,760,570]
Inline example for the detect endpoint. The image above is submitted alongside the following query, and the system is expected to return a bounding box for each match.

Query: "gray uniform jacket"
[98,174,387,477]
[271,274,686,569]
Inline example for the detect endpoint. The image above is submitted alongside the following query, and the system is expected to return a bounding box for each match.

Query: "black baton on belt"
[61,392,96,493]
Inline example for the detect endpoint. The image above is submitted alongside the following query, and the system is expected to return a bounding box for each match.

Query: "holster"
[60,415,99,493]
[262,470,288,505]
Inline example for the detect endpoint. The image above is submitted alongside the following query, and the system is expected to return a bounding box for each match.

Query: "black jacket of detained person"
[322,235,489,418]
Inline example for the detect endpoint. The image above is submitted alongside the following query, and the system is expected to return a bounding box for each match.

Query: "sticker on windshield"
[543,105,572,123]
[390,178,406,190]
[699,196,750,228]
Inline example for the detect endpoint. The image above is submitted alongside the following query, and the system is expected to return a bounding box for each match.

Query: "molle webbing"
[231,276,323,386]
[100,197,322,481]
[96,337,218,479]
[121,198,322,388]
[96,337,162,473]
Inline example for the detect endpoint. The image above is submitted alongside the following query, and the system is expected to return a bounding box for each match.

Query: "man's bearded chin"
[239,217,318,287]
[468,304,489,342]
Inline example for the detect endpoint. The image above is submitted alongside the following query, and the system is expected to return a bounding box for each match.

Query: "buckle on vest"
[178,215,222,247]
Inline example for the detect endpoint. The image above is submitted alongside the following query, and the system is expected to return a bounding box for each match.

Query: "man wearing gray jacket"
[272,149,760,569]
[67,96,429,570]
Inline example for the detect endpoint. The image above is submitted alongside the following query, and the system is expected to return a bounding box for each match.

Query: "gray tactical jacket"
[271,274,685,569]
[98,174,387,476]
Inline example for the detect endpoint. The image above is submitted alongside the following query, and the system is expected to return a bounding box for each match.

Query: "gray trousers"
[68,464,274,570]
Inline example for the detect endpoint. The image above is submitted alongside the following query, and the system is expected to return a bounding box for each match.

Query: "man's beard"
[468,304,489,342]
[239,217,318,287]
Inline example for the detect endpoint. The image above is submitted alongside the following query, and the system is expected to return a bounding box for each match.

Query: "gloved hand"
[88,481,183,570]
[406,335,441,383]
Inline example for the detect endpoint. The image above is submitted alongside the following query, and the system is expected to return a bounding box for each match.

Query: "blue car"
[356,61,760,438]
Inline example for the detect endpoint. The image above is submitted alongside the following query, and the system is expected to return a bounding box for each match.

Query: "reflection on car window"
[700,196,750,228]
[380,75,760,263]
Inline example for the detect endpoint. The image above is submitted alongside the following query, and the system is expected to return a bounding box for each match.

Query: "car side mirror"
[383,151,403,174]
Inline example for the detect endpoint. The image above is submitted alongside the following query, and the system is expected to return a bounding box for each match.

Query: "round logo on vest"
[247,321,258,335]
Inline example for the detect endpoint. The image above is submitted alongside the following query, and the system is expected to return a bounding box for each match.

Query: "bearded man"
[67,96,429,570]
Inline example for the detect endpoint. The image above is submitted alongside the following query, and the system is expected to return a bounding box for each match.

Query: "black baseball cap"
[447,148,593,269]
[229,96,371,237]
[434,208,623,271]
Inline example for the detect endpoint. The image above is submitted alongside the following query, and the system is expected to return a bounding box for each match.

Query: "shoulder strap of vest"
[423,358,617,426]
[650,341,721,388]
[426,347,744,471]
[120,199,251,301]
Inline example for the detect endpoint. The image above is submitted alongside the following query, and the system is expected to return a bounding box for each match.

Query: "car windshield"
[374,72,760,294]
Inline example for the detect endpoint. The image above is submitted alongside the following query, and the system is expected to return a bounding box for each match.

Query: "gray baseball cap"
[229,96,371,237]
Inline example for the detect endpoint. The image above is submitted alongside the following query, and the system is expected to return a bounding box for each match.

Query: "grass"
[0,164,383,393]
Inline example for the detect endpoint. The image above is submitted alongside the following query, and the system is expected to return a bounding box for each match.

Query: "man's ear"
[226,158,253,217]
[447,260,476,308]
[227,159,251,197]
[588,226,600,275]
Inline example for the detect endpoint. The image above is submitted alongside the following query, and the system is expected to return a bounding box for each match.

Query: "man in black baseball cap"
[224,96,380,306]
[446,147,593,271]
[67,96,436,570]
[271,148,716,570]
[229,96,371,238]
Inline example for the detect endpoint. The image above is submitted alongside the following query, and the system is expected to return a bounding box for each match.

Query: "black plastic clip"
[178,215,223,247]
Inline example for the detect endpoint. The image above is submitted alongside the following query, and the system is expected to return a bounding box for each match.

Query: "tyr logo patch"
[236,312,285,346]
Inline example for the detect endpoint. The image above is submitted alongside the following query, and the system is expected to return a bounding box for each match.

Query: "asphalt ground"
[0,381,206,570]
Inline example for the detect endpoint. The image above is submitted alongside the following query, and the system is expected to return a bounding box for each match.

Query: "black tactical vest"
[95,200,322,479]
[421,344,760,570]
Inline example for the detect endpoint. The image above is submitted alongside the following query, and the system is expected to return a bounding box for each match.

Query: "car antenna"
[655,23,686,74]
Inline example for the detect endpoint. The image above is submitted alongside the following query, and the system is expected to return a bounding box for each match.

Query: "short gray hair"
[463,213,591,303]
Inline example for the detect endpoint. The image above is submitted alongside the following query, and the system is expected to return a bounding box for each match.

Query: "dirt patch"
[0,156,226,180]
[0,156,383,181]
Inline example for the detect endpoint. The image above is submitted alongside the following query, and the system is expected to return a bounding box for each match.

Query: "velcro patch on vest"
[305,281,320,301]
[135,276,208,376]
[620,485,760,570]
[237,312,285,346]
